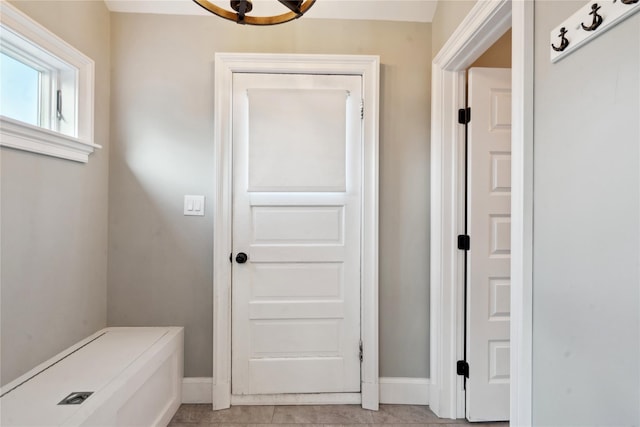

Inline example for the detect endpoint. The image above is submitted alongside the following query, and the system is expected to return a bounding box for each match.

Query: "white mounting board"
[550,0,640,63]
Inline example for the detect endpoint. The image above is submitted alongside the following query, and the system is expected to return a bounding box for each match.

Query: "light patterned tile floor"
[169,404,509,427]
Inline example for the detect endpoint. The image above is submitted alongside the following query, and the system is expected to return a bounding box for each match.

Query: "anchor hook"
[581,3,604,31]
[551,27,570,52]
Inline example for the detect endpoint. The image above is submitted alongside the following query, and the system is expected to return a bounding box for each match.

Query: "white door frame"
[212,53,380,411]
[429,0,533,425]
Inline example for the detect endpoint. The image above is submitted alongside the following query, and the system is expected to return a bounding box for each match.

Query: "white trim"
[435,0,512,70]
[0,1,96,162]
[182,378,363,406]
[182,377,368,405]
[510,1,534,426]
[212,53,380,411]
[0,116,100,163]
[231,393,362,406]
[379,377,430,405]
[182,377,213,404]
[429,0,533,422]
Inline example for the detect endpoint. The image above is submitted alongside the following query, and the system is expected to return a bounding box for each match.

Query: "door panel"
[250,320,340,356]
[247,89,347,192]
[232,73,362,396]
[252,206,344,243]
[248,358,346,395]
[466,67,511,421]
[251,263,343,299]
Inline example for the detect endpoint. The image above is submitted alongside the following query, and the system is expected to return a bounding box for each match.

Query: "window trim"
[0,1,99,163]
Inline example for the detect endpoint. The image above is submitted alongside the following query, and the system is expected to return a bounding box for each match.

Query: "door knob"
[235,252,248,264]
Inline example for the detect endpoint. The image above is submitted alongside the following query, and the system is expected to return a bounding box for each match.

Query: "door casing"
[212,53,380,411]
[429,0,534,424]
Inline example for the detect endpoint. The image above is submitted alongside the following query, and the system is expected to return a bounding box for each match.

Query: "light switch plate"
[184,195,205,216]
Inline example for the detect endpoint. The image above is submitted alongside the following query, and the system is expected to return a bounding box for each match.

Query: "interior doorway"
[429,1,534,425]
[212,53,381,411]
[460,31,513,422]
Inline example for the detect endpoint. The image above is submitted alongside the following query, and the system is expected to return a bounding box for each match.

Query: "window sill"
[0,116,101,163]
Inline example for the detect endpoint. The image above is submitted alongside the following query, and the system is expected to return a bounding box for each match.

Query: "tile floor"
[169,404,509,427]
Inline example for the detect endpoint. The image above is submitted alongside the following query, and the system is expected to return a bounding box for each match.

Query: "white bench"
[1,327,183,426]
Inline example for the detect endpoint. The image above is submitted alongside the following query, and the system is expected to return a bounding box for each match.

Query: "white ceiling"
[104,0,439,23]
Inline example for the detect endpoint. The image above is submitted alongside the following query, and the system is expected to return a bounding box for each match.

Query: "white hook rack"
[550,0,640,63]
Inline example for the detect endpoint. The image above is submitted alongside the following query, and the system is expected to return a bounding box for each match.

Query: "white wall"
[1,0,111,386]
[532,2,640,425]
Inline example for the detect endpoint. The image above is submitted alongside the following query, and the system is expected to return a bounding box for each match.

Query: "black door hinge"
[359,340,363,363]
[457,360,469,378]
[457,234,470,251]
[458,107,470,125]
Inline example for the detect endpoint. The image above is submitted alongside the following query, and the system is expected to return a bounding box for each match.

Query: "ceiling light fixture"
[193,0,316,25]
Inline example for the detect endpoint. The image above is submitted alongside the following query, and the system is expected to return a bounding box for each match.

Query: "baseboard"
[183,377,430,406]
[379,377,430,405]
[182,377,213,404]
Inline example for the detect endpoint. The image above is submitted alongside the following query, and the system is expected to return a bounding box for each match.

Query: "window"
[0,1,98,162]
[1,52,40,126]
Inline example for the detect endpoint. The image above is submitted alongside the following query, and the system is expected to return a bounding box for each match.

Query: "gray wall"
[1,1,110,386]
[532,2,640,425]
[108,13,432,378]
[431,0,476,58]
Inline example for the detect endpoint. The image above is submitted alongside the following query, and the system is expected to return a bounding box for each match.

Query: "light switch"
[184,195,205,216]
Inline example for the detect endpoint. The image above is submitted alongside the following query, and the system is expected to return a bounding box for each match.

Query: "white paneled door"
[231,73,362,396]
[466,68,511,421]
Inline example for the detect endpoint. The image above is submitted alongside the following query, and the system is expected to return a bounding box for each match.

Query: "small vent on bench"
[58,391,93,405]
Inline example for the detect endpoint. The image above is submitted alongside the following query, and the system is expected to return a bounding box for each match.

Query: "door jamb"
[429,1,533,424]
[212,53,380,411]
